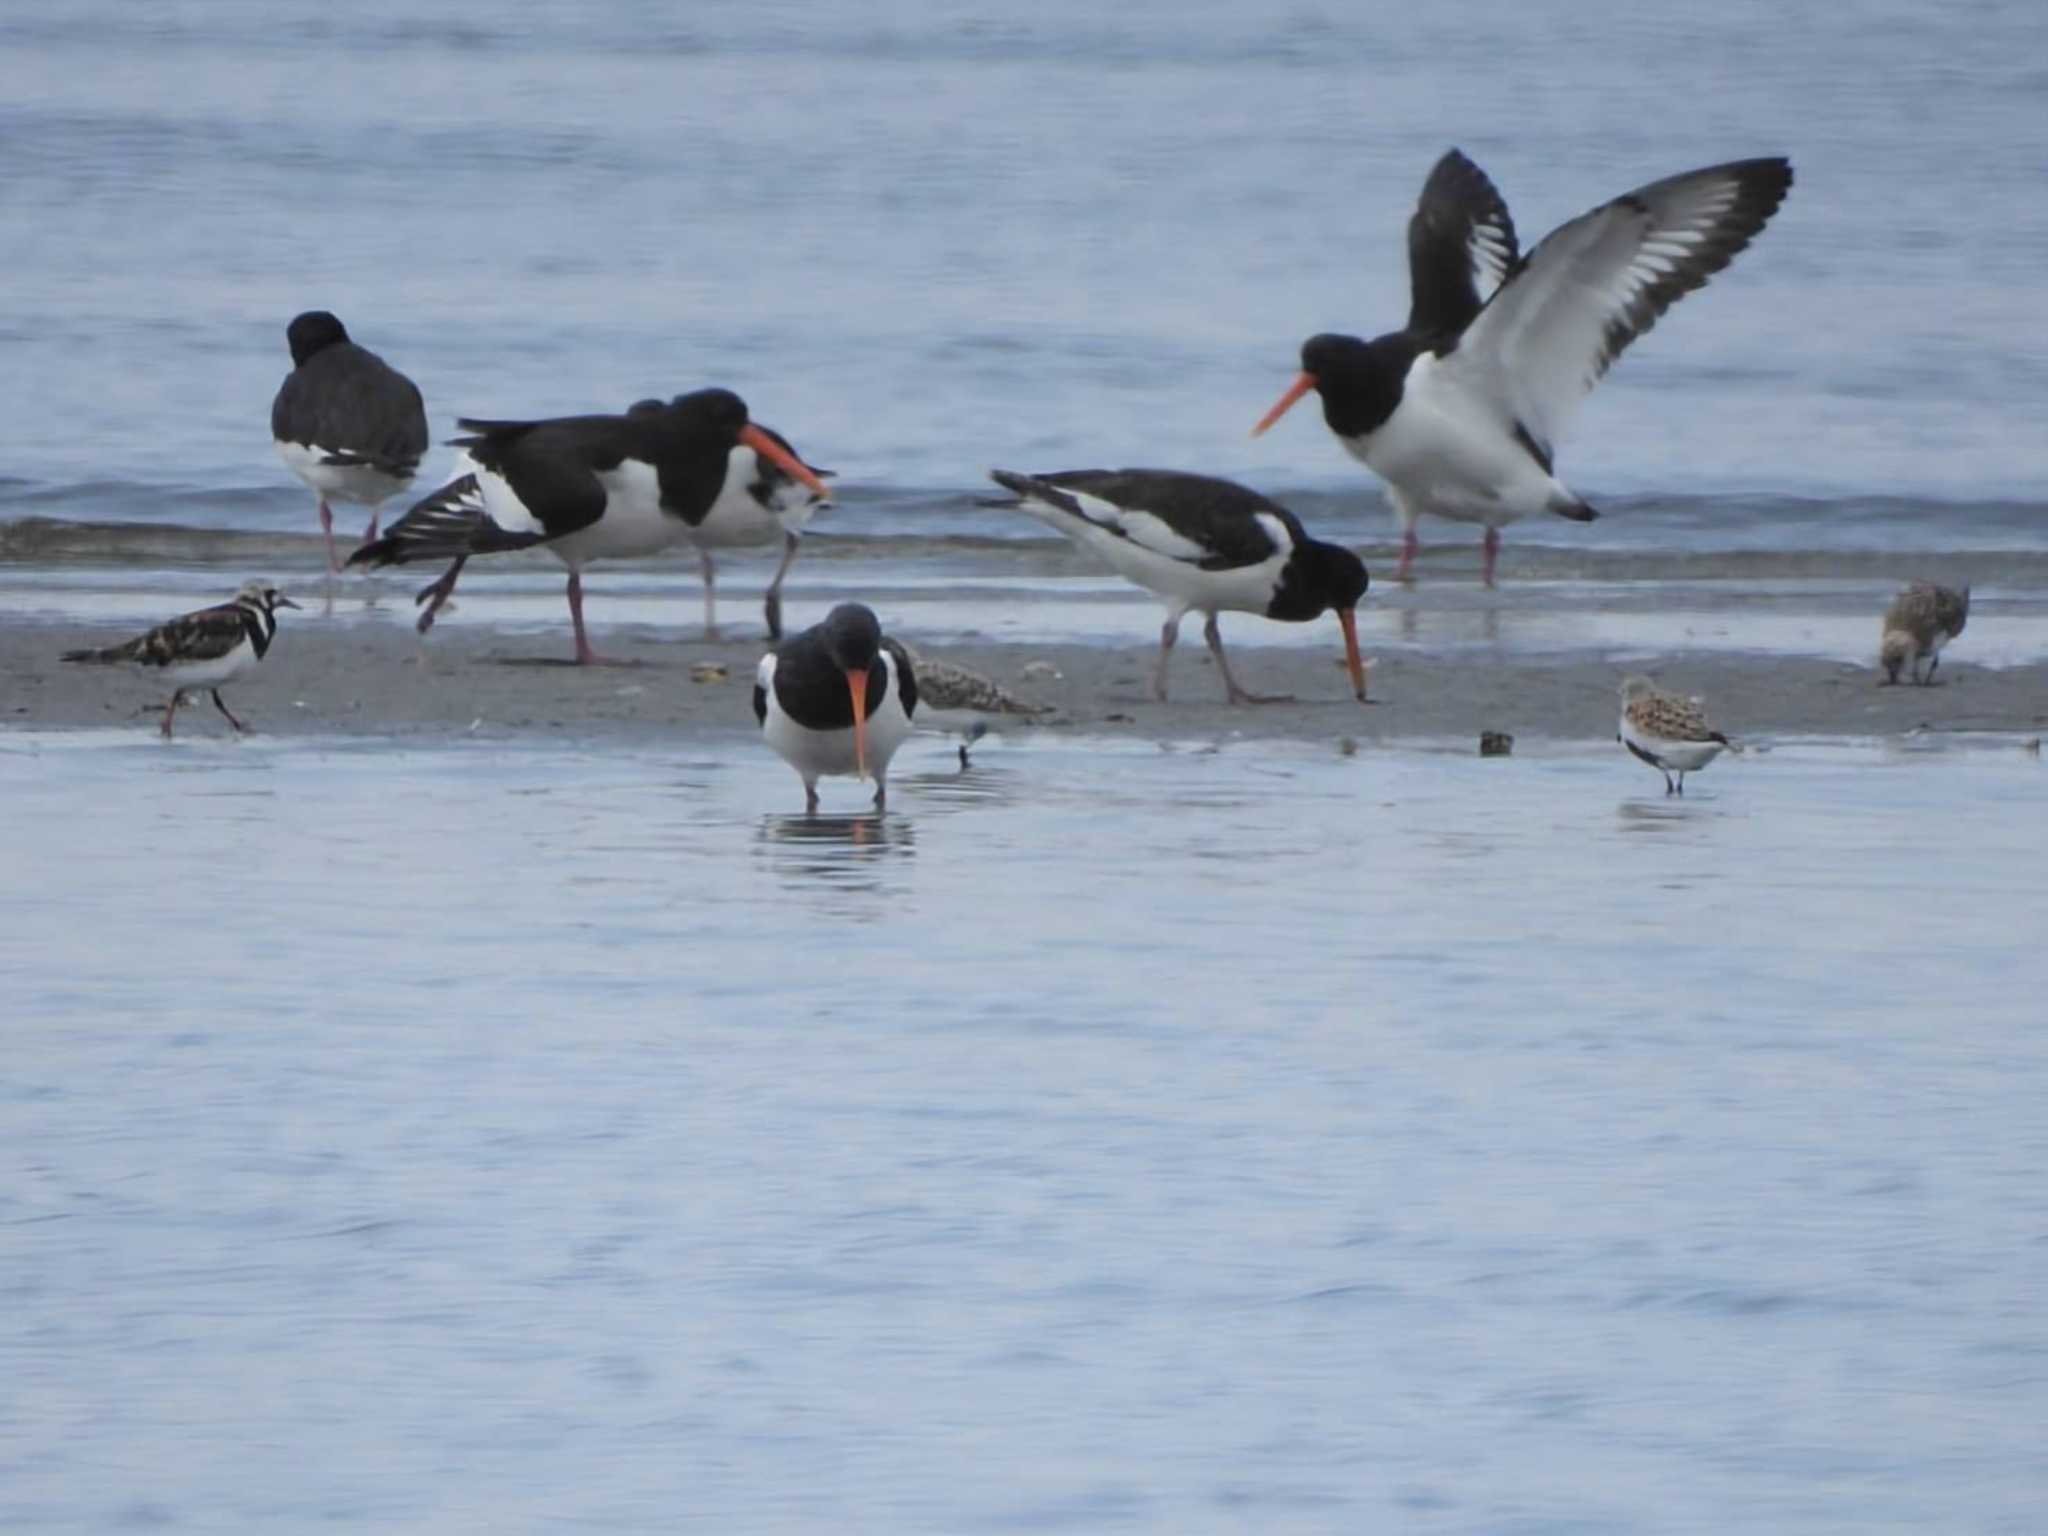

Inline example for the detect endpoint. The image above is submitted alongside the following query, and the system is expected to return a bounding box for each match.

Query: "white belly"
[761,655,917,784]
[543,460,687,568]
[275,441,411,507]
[157,639,258,691]
[1357,354,1565,527]
[1620,713,1725,773]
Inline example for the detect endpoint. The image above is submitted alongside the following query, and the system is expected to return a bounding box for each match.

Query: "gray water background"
[5,3,2048,1531]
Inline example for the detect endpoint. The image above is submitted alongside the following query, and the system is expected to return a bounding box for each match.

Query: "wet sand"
[10,601,2044,747]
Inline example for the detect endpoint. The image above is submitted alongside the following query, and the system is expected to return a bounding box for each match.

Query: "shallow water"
[4,0,2048,528]
[5,729,2046,1531]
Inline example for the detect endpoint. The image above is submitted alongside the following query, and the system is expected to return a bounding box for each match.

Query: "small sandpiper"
[62,580,300,738]
[898,645,1053,767]
[1617,675,1731,795]
[1879,582,1969,685]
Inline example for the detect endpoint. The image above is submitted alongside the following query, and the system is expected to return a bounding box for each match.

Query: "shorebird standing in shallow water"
[1880,582,1969,685]
[897,644,1054,766]
[1251,150,1793,586]
[984,468,1368,705]
[348,388,830,664]
[756,603,919,813]
[1617,675,1731,795]
[61,580,300,738]
[271,311,429,574]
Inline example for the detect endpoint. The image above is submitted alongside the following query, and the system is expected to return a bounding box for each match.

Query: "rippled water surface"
[5,2,2047,1529]
[6,730,2046,1531]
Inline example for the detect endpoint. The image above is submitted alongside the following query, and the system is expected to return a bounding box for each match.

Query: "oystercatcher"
[669,414,833,641]
[400,408,830,644]
[1253,150,1794,586]
[755,603,918,812]
[985,468,1367,704]
[1880,582,1970,685]
[62,580,300,738]
[1618,675,1731,795]
[271,311,430,573]
[348,388,830,664]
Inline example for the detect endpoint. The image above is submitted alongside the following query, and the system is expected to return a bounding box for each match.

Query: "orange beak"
[1338,607,1365,701]
[845,667,869,779]
[1251,371,1318,438]
[739,423,832,500]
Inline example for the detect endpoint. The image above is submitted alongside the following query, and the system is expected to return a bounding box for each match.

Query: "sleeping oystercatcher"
[1618,675,1731,795]
[1252,150,1794,585]
[62,579,300,738]
[755,603,918,812]
[1879,582,1970,685]
[984,469,1368,704]
[271,311,430,573]
[347,388,830,664]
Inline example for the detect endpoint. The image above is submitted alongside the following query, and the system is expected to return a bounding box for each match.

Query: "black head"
[657,387,750,438]
[1300,332,1373,382]
[285,311,350,366]
[744,424,835,507]
[819,603,883,672]
[1271,538,1368,621]
[1252,331,1386,440]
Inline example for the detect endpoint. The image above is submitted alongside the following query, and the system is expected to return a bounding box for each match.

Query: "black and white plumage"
[665,415,834,641]
[1618,675,1731,796]
[347,388,831,664]
[754,603,918,813]
[1880,582,1970,685]
[61,580,300,738]
[1253,150,1794,586]
[985,468,1368,704]
[271,311,429,574]
[397,411,831,644]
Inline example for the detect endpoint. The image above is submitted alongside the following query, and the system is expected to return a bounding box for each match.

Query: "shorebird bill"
[275,595,303,610]
[1338,606,1365,700]
[740,424,832,500]
[845,667,869,778]
[1251,371,1317,437]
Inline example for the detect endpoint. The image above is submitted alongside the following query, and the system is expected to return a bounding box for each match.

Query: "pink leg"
[567,572,616,665]
[211,690,248,733]
[415,557,467,635]
[159,689,185,739]
[362,508,380,545]
[1481,527,1501,588]
[1393,528,1419,583]
[319,500,340,573]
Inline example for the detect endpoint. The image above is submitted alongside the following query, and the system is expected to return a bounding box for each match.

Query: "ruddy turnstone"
[348,388,830,664]
[62,580,300,738]
[1252,150,1793,585]
[984,468,1368,704]
[755,603,918,813]
[1617,675,1730,795]
[271,311,430,573]
[1879,582,1970,685]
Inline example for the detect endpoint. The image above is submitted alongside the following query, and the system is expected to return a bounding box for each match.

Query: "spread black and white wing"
[1406,149,1519,340]
[1443,157,1793,466]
